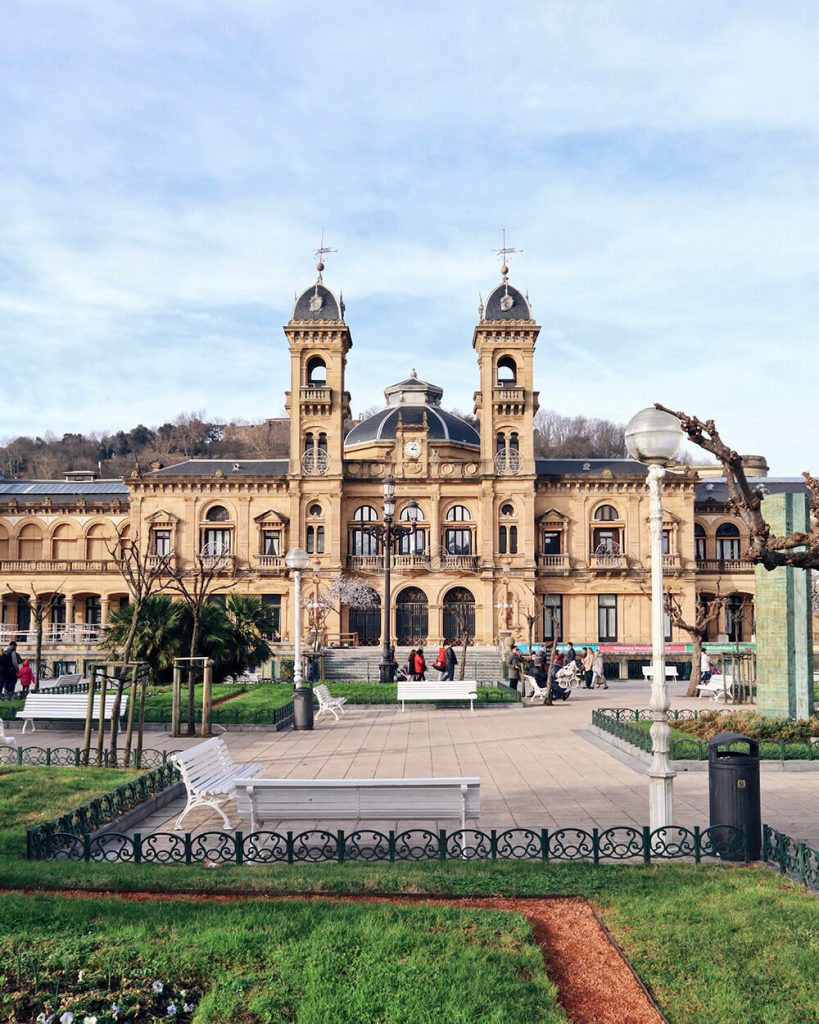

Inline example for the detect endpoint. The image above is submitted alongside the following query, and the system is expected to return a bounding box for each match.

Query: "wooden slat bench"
[20,694,129,734]
[170,736,264,830]
[234,776,481,834]
[396,681,478,711]
[696,674,734,702]
[641,666,679,681]
[314,684,347,721]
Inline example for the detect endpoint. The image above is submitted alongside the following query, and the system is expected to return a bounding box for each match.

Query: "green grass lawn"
[0,893,563,1023]
[3,769,819,1023]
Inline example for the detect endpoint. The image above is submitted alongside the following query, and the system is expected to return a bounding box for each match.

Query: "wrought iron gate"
[395,587,428,645]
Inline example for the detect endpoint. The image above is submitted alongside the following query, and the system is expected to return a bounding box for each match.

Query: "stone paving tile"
[16,678,818,847]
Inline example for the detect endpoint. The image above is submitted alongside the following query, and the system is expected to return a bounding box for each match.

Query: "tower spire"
[313,227,337,287]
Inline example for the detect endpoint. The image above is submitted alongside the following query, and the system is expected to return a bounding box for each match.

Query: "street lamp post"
[285,546,312,729]
[625,407,684,832]
[359,475,418,683]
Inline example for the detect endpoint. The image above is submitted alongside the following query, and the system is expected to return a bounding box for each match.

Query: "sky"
[1,0,818,474]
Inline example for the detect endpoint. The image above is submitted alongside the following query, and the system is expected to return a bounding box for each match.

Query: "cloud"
[0,1,817,473]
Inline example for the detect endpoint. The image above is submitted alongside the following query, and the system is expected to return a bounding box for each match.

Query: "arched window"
[306,356,327,386]
[496,356,517,387]
[86,524,113,561]
[349,506,378,558]
[446,505,471,522]
[395,587,428,645]
[205,505,230,522]
[0,524,8,559]
[510,432,519,452]
[354,505,378,521]
[694,523,707,562]
[716,523,741,561]
[18,524,43,561]
[52,523,77,560]
[498,524,518,555]
[593,504,620,521]
[496,432,505,454]
[500,503,515,517]
[443,587,476,643]
[400,504,423,521]
[318,432,328,453]
[306,524,325,554]
[309,503,323,517]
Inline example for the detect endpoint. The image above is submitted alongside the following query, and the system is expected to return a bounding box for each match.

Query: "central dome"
[345,371,480,449]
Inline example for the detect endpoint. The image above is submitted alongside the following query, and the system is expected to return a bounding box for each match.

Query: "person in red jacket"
[413,648,427,681]
[17,659,35,693]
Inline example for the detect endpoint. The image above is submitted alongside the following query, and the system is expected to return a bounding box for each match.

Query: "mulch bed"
[2,888,666,1023]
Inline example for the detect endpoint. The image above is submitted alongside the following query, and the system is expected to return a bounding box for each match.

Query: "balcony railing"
[0,624,106,645]
[696,558,754,573]
[589,553,628,572]
[146,553,177,572]
[0,558,114,573]
[441,554,479,572]
[536,553,570,573]
[346,555,383,573]
[199,553,237,573]
[299,385,332,413]
[391,554,431,571]
[255,554,285,574]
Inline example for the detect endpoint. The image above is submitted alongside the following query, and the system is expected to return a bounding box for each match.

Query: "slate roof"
[483,282,532,321]
[345,405,480,448]
[148,460,289,477]
[291,283,343,322]
[696,477,809,503]
[536,458,648,477]
[0,479,129,503]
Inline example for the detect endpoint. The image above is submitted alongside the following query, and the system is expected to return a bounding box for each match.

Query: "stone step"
[321,646,503,683]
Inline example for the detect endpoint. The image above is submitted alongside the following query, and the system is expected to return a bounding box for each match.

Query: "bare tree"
[5,583,67,692]
[656,404,819,570]
[167,552,248,735]
[663,586,725,697]
[105,534,173,764]
[306,573,380,653]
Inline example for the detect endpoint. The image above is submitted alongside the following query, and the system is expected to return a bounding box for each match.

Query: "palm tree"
[105,594,186,682]
[209,594,277,681]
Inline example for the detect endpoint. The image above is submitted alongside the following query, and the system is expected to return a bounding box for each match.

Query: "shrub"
[677,710,819,743]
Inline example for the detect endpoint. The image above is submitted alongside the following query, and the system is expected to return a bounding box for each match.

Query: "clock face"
[404,441,422,459]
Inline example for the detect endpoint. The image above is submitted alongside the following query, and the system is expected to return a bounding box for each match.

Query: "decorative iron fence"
[764,826,819,890]
[26,762,180,858]
[592,709,819,761]
[27,823,749,864]
[0,745,173,769]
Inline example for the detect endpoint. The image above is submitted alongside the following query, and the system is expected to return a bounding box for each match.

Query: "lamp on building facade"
[625,407,684,832]
[359,475,419,683]
[285,546,312,729]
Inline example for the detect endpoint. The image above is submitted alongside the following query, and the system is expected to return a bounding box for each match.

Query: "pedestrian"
[507,645,522,691]
[17,658,35,693]
[408,649,419,680]
[565,641,576,664]
[582,646,595,689]
[413,647,427,681]
[443,641,457,681]
[433,643,447,675]
[593,650,608,688]
[535,653,570,702]
[550,650,565,686]
[388,644,397,682]
[700,649,712,684]
[0,641,20,699]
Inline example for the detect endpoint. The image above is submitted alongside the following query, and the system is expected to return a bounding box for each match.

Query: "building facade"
[0,266,802,675]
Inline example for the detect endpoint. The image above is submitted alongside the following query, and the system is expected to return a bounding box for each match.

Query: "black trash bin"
[708,732,761,861]
[292,685,315,731]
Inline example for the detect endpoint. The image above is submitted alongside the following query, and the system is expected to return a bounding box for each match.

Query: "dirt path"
[0,888,666,1023]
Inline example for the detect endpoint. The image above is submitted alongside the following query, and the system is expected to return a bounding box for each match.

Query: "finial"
[313,227,337,286]
[493,228,522,287]
[478,292,484,320]
[410,368,417,378]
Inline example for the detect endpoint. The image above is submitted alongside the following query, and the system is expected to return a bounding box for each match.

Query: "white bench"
[524,674,549,702]
[20,694,129,734]
[397,681,478,711]
[696,674,734,702]
[170,736,264,830]
[641,666,679,681]
[39,672,85,690]
[314,684,347,721]
[234,776,481,834]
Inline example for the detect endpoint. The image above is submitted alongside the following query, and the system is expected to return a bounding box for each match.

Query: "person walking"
[565,642,576,665]
[0,641,21,699]
[593,650,608,688]
[433,643,447,675]
[507,645,522,691]
[413,648,427,681]
[582,646,595,689]
[17,658,35,694]
[442,641,457,681]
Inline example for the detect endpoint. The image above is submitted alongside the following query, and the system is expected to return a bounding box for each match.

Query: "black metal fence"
[0,745,173,769]
[28,823,748,864]
[764,826,819,889]
[592,709,819,761]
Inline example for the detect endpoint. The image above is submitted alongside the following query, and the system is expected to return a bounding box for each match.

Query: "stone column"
[754,492,814,719]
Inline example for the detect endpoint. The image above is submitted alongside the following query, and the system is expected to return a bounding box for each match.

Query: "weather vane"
[314,227,337,285]
[493,228,522,282]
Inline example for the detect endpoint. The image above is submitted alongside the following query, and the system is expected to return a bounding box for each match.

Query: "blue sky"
[1,1,818,473]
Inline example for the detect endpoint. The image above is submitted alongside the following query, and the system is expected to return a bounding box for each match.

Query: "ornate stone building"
[0,265,801,676]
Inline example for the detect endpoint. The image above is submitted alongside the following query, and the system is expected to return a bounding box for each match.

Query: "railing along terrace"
[589,553,628,571]
[0,558,114,573]
[696,558,754,572]
[536,553,570,572]
[0,624,105,645]
[441,554,479,571]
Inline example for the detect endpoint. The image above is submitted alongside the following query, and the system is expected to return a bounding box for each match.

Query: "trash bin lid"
[708,732,759,759]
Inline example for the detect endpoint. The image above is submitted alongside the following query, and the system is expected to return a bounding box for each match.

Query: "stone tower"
[472,267,540,477]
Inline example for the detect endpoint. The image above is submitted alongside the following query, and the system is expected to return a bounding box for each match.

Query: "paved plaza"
[19,679,818,845]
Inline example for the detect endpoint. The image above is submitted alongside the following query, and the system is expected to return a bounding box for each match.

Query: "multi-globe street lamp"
[359,475,419,683]
[625,407,684,832]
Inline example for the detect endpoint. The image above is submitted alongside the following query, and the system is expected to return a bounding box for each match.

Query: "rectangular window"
[498,525,507,554]
[398,530,426,555]
[664,608,673,642]
[598,594,617,642]
[153,530,171,556]
[542,531,562,555]
[543,594,563,641]
[716,538,740,561]
[662,530,671,555]
[262,530,281,556]
[726,596,744,642]
[445,528,472,555]
[593,528,620,554]
[203,528,231,555]
[262,594,282,641]
[349,527,375,556]
[695,537,707,561]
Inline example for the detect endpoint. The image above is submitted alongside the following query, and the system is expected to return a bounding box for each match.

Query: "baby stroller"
[394,665,410,682]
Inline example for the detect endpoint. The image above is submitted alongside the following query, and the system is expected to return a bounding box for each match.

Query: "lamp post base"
[292,686,314,730]
[648,770,675,833]
[379,662,393,684]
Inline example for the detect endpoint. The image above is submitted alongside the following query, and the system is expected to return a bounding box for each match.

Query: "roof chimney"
[740,455,769,478]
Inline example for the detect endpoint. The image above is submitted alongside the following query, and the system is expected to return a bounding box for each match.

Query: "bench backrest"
[397,681,477,699]
[234,777,481,822]
[314,684,335,701]
[21,694,129,719]
[641,666,679,679]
